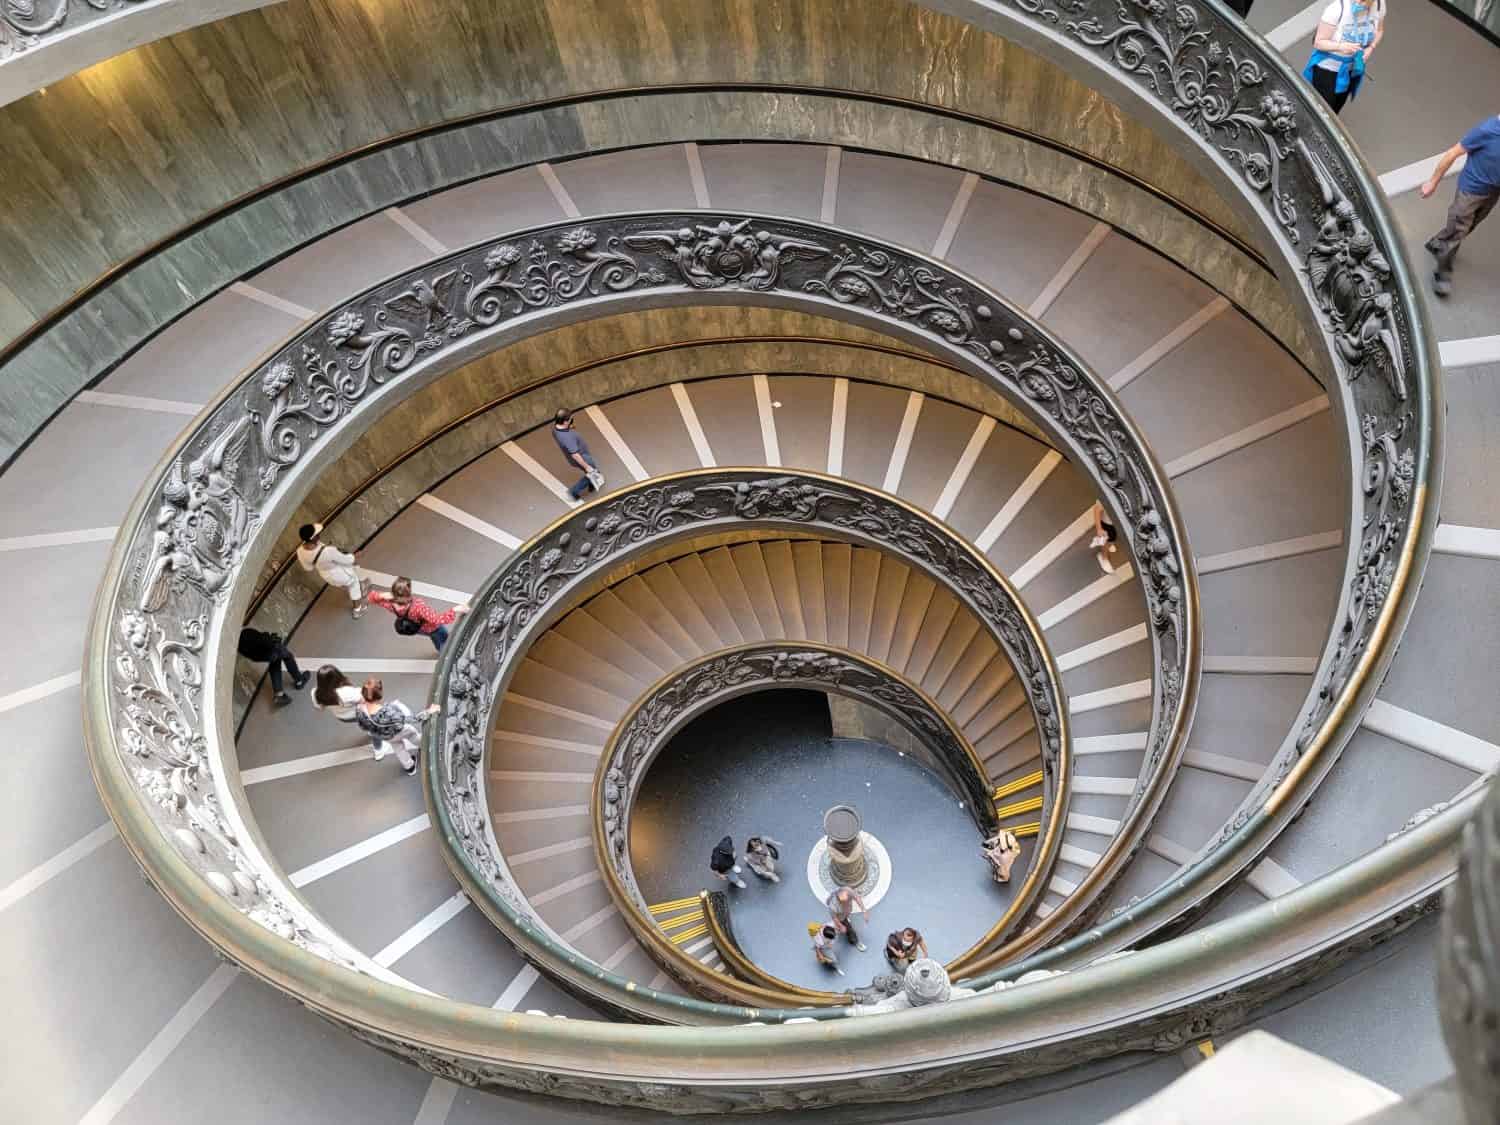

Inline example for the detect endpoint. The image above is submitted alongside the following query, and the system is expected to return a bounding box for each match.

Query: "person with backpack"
[353,677,436,776]
[552,408,605,504]
[295,523,366,618]
[744,835,783,883]
[237,626,310,706]
[1303,0,1385,114]
[709,835,747,889]
[367,576,469,651]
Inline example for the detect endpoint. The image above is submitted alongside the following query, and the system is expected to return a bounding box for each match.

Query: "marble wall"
[0,0,1284,462]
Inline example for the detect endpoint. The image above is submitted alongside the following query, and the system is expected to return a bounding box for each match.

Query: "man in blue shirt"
[1422,114,1500,297]
[551,408,605,503]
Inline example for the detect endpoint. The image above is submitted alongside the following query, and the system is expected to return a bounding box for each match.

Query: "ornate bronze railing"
[76,0,1443,1076]
[434,477,1071,1019]
[922,0,1441,978]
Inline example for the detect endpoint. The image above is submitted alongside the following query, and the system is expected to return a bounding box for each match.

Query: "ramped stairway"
[9,49,1498,1109]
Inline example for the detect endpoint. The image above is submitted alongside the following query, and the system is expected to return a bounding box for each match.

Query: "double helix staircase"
[2,0,1498,1120]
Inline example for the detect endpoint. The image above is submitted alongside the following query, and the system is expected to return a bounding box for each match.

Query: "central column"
[823,804,867,887]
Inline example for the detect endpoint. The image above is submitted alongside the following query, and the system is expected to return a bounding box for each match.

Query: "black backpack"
[393,603,423,636]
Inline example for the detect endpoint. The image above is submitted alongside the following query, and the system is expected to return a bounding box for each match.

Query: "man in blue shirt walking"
[1422,114,1500,297]
[551,408,605,504]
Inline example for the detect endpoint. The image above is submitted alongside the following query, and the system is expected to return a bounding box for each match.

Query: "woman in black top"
[237,627,309,705]
[709,835,746,889]
[1089,501,1120,575]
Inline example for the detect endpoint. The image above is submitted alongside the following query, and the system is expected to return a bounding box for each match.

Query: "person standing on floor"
[296,523,366,618]
[1303,0,1385,114]
[1422,114,1500,297]
[313,664,390,757]
[237,626,310,706]
[368,576,469,651]
[744,835,783,883]
[710,835,747,889]
[353,677,436,776]
[884,927,929,969]
[552,408,605,504]
[826,886,870,951]
[982,829,1024,884]
[811,922,846,976]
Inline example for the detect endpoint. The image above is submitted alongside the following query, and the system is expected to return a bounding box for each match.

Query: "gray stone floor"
[630,691,1021,990]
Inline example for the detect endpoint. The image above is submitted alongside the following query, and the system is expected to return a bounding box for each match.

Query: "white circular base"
[806,831,893,909]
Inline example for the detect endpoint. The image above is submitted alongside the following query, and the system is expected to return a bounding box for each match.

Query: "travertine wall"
[0,0,1285,459]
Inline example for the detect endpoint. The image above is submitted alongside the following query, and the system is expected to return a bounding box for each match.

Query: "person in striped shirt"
[367,576,469,651]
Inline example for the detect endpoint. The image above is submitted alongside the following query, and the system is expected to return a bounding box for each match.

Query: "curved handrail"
[240,336,999,619]
[433,475,1069,1020]
[82,205,1213,1085]
[73,0,1445,1082]
[919,0,1441,975]
[582,638,1014,1007]
[702,890,868,1005]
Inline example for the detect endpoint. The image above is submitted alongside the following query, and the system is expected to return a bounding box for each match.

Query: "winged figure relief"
[138,416,255,612]
[383,269,461,335]
[625,219,827,290]
[1302,148,1408,402]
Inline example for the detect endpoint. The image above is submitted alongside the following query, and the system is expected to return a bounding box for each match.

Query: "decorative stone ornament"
[1438,776,1500,1124]
[905,959,953,1006]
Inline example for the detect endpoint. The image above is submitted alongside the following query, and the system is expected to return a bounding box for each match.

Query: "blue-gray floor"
[630,691,1023,990]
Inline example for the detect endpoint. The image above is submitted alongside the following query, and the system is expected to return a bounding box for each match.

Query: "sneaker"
[351,604,366,619]
[291,671,311,691]
[273,691,292,706]
[403,762,418,776]
[732,865,742,873]
[1096,552,1115,575]
[1424,238,1443,259]
[1433,273,1453,297]
[856,942,868,952]
[733,878,748,889]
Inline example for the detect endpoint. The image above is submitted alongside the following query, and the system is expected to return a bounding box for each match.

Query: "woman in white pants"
[353,677,436,776]
[297,522,366,617]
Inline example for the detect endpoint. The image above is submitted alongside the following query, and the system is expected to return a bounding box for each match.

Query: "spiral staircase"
[2,0,1499,1121]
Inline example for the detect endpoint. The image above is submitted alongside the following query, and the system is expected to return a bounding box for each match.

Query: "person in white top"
[296,522,365,617]
[1305,0,1385,114]
[312,664,391,760]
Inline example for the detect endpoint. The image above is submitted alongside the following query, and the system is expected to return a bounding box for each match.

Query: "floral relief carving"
[995,0,1426,904]
[105,215,1202,1009]
[138,416,256,612]
[437,472,1071,935]
[0,0,142,59]
[91,151,1426,1074]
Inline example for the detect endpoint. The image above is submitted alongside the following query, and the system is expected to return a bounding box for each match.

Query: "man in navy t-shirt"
[551,408,604,503]
[1422,114,1500,296]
